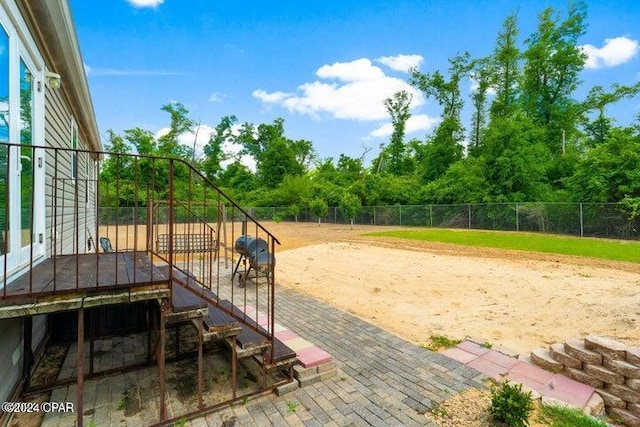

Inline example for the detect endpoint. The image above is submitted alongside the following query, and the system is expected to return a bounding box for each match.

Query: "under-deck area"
[1,250,296,426]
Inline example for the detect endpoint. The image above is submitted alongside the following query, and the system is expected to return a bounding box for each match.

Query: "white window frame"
[0,0,46,282]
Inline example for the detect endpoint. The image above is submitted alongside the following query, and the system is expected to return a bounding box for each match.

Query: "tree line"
[100,1,640,224]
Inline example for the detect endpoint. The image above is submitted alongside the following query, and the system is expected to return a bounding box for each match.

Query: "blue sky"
[70,0,640,165]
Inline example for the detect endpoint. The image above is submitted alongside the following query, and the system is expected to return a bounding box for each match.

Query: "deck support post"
[197,314,204,409]
[230,338,237,399]
[22,316,33,389]
[89,309,94,375]
[158,299,167,423]
[77,308,84,427]
[175,324,180,359]
[146,301,153,364]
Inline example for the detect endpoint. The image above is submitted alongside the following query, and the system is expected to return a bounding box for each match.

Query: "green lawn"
[365,229,640,264]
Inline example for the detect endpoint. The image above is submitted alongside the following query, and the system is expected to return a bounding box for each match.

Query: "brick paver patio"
[201,287,486,426]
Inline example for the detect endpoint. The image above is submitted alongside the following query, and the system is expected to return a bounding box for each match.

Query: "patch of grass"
[430,404,448,418]
[537,404,608,426]
[172,418,187,427]
[116,396,127,411]
[424,335,461,351]
[287,401,299,414]
[365,229,640,264]
[480,341,493,349]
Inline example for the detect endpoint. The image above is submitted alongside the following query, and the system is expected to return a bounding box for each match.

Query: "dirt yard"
[261,221,640,354]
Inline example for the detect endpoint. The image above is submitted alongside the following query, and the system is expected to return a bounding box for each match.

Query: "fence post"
[334,207,337,224]
[429,205,433,227]
[516,203,519,232]
[468,204,471,229]
[399,206,402,226]
[580,203,584,237]
[373,206,376,225]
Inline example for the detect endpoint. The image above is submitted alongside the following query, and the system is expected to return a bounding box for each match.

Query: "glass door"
[0,18,44,278]
[18,57,42,264]
[0,23,10,262]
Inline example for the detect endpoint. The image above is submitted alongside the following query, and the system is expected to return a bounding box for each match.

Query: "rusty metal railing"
[0,144,280,361]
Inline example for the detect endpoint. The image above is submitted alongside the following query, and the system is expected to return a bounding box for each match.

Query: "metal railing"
[248,202,640,240]
[0,143,280,361]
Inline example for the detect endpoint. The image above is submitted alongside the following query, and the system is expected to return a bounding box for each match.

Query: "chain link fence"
[246,203,640,240]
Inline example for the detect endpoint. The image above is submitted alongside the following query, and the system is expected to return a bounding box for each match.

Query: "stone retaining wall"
[530,335,640,427]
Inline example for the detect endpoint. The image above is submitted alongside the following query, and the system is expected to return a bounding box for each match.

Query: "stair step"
[204,304,242,340]
[170,282,207,313]
[237,324,270,350]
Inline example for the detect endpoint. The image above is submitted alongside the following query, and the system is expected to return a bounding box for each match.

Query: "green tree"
[489,13,521,120]
[309,198,329,226]
[381,90,412,175]
[202,115,237,181]
[237,118,310,188]
[339,193,362,229]
[469,58,492,154]
[482,114,551,201]
[568,127,640,202]
[157,101,195,158]
[423,157,489,204]
[410,53,472,181]
[521,1,587,153]
[580,83,640,147]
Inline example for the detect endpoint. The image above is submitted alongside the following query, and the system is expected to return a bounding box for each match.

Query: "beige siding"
[0,319,23,403]
[44,87,99,256]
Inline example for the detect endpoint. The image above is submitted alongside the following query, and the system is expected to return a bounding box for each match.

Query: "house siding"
[44,87,98,257]
[0,319,23,403]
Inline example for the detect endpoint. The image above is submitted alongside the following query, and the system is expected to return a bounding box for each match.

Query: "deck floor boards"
[0,252,170,313]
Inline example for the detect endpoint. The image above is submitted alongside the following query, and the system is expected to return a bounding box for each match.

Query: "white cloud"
[126,0,164,8]
[253,90,292,103]
[369,114,439,138]
[84,63,92,75]
[376,54,424,72]
[253,58,425,121]
[208,92,225,103]
[581,36,639,69]
[317,58,385,81]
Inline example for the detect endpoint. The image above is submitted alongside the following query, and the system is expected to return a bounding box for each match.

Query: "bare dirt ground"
[261,221,640,354]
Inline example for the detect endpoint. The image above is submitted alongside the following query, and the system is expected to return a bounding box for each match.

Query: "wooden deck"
[0,252,171,319]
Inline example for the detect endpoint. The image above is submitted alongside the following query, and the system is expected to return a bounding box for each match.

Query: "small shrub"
[490,381,533,427]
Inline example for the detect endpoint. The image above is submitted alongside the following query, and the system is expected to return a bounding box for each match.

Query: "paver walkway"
[198,288,486,426]
[443,341,603,415]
